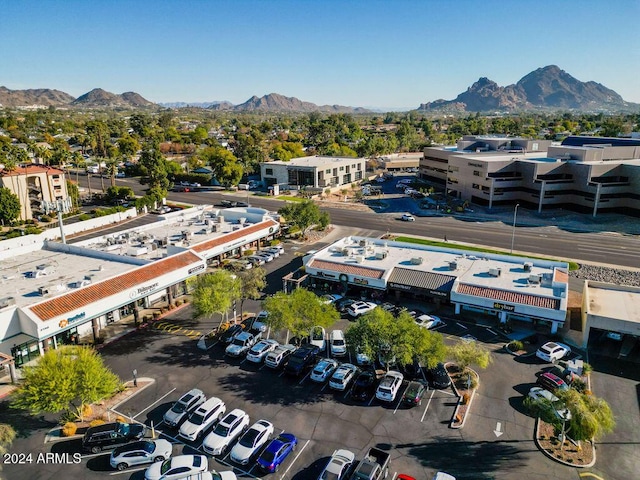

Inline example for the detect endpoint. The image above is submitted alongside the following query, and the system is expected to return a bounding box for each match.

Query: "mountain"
[227,93,370,113]
[159,101,233,108]
[72,88,154,107]
[0,86,75,107]
[417,65,636,112]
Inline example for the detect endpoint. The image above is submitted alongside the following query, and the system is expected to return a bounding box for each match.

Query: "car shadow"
[291,457,330,480]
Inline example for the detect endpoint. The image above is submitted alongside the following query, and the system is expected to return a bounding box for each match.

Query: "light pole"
[510,203,520,254]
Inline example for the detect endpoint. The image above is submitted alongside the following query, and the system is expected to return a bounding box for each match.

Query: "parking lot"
[2,248,638,480]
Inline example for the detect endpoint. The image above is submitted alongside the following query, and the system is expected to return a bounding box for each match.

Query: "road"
[80,174,640,269]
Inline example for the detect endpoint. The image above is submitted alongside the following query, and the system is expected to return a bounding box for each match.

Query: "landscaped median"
[446,362,479,429]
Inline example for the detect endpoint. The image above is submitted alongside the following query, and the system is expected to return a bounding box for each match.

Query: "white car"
[266,244,284,255]
[528,387,572,420]
[163,388,206,428]
[310,358,339,382]
[264,344,297,369]
[536,342,571,363]
[415,314,443,330]
[263,247,281,258]
[110,439,172,471]
[202,408,250,456]
[376,371,404,402]
[198,472,237,480]
[401,213,415,221]
[310,326,326,351]
[318,449,355,480]
[144,454,207,480]
[225,332,256,357]
[355,346,371,366]
[346,301,377,318]
[179,397,226,442]
[256,251,275,262]
[230,419,274,465]
[329,363,358,391]
[246,339,279,363]
[329,329,347,356]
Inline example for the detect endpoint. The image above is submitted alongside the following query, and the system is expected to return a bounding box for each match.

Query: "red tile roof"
[30,251,203,321]
[308,259,385,279]
[0,164,64,176]
[191,219,279,253]
[457,283,561,310]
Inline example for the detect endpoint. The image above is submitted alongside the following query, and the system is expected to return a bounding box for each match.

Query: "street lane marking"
[455,322,468,330]
[421,389,436,423]
[133,388,176,419]
[280,439,310,479]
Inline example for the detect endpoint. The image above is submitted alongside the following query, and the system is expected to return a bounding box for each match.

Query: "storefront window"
[11,340,40,367]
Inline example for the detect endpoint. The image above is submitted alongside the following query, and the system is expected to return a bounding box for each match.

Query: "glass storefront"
[11,339,40,367]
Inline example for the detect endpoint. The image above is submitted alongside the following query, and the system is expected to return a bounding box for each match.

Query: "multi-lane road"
[81,174,640,269]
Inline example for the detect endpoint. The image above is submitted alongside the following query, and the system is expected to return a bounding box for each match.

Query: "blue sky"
[2,0,639,108]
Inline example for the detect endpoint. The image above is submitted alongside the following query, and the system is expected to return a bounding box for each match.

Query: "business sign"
[59,312,86,328]
[188,264,205,275]
[353,278,369,285]
[389,283,450,300]
[130,282,160,299]
[493,302,515,312]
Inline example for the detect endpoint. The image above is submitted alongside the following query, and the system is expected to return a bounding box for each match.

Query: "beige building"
[420,135,640,217]
[378,153,422,171]
[260,156,366,191]
[0,164,71,221]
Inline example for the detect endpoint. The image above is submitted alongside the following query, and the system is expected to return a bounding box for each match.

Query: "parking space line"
[80,452,106,460]
[421,389,436,422]
[298,370,312,385]
[321,382,328,392]
[393,386,406,414]
[280,439,310,479]
[485,327,498,336]
[455,322,468,330]
[367,394,376,406]
[278,370,286,377]
[133,388,176,419]
[109,465,147,476]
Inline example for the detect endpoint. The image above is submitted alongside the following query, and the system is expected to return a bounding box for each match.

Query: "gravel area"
[569,263,640,287]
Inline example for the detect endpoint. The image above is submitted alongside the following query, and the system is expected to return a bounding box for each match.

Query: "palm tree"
[97,157,107,193]
[105,158,118,188]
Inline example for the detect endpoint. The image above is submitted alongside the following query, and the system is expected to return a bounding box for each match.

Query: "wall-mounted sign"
[353,278,369,285]
[59,311,86,328]
[130,282,160,299]
[493,302,515,312]
[188,264,205,275]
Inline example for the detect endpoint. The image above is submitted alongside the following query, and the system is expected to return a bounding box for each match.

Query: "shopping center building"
[0,206,280,365]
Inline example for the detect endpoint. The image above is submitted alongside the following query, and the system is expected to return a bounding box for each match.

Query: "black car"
[402,381,426,407]
[426,362,451,389]
[401,359,422,380]
[82,422,146,453]
[220,200,235,208]
[284,344,320,376]
[351,370,377,401]
[335,298,356,314]
[219,324,243,344]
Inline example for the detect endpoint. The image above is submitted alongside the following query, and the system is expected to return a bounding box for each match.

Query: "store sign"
[317,272,337,279]
[389,283,412,291]
[428,289,449,298]
[353,278,369,285]
[493,302,515,312]
[59,312,86,328]
[130,282,160,299]
[188,264,205,275]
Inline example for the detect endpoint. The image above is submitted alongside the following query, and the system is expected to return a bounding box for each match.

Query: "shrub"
[175,300,182,306]
[143,315,152,322]
[61,422,77,437]
[152,312,160,319]
[243,249,254,256]
[582,362,593,375]
[508,340,524,351]
[80,404,93,419]
[115,416,126,423]
[572,378,587,393]
[40,215,53,223]
[0,423,17,455]
[462,393,471,405]
[270,239,281,246]
[89,419,105,428]
[59,410,78,424]
[78,214,91,221]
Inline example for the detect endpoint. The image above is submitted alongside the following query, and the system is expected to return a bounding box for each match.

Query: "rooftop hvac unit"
[38,286,51,296]
[489,267,502,277]
[355,255,364,263]
[375,251,388,260]
[359,239,367,247]
[528,274,541,284]
[410,257,423,265]
[0,297,16,309]
[523,262,533,272]
[210,224,218,233]
[342,248,350,256]
[217,216,225,223]
[449,261,458,270]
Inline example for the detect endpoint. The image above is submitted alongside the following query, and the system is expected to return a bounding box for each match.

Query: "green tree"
[345,308,446,370]
[0,187,21,225]
[117,134,141,161]
[236,267,267,319]
[11,346,121,418]
[557,389,615,443]
[189,270,242,323]
[262,289,339,339]
[198,145,243,187]
[278,200,329,239]
[66,180,80,210]
[139,143,170,198]
[449,340,493,372]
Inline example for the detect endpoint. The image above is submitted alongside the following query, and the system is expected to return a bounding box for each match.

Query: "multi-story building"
[420,135,640,217]
[260,156,366,191]
[0,164,71,221]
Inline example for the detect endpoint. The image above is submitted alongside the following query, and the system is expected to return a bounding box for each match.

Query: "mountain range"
[0,66,636,112]
[417,65,637,112]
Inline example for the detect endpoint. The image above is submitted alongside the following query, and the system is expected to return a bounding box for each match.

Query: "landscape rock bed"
[569,263,640,287]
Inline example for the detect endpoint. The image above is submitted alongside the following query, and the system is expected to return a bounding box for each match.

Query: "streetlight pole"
[510,203,520,254]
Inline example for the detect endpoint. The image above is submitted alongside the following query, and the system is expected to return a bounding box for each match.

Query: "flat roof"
[587,282,640,323]
[265,155,363,168]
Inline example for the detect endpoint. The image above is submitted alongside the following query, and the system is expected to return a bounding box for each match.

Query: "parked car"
[355,346,372,366]
[246,339,279,363]
[264,344,297,369]
[310,326,326,351]
[527,387,572,420]
[346,301,377,318]
[319,449,355,480]
[351,370,378,402]
[256,433,297,473]
[536,372,570,393]
[336,298,356,313]
[321,294,343,305]
[402,381,426,407]
[82,422,146,453]
[329,363,359,391]
[255,251,275,262]
[246,255,266,266]
[536,342,571,363]
[202,408,250,456]
[284,344,320,376]
[110,439,172,471]
[376,371,404,402]
[414,314,443,330]
[225,332,256,357]
[311,358,339,382]
[144,454,207,480]
[163,388,206,428]
[230,419,274,465]
[426,362,451,389]
[401,213,415,222]
[179,397,226,442]
[219,324,243,344]
[263,247,281,258]
[330,329,347,356]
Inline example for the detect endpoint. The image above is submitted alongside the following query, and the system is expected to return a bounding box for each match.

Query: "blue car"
[256,433,297,473]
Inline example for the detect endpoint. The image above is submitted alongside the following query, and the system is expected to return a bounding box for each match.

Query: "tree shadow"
[143,339,223,368]
[264,255,303,295]
[0,401,58,439]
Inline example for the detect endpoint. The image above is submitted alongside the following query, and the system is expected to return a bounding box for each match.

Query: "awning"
[387,268,455,298]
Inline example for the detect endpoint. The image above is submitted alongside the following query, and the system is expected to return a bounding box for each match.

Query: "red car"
[536,372,569,393]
